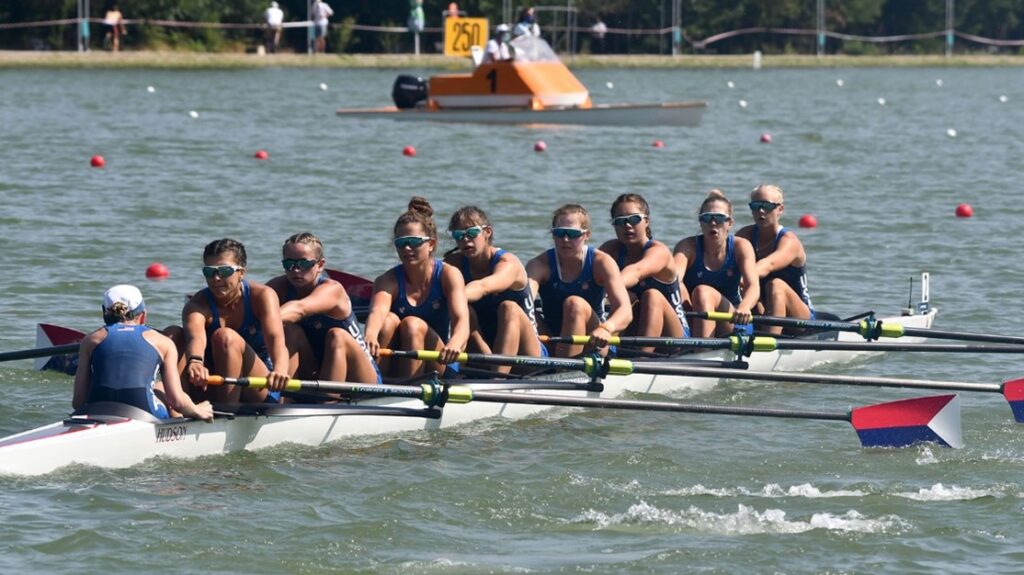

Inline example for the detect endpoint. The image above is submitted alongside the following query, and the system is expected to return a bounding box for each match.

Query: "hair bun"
[407,196,433,218]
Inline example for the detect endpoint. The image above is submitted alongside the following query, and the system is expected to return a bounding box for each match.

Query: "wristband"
[187,355,204,364]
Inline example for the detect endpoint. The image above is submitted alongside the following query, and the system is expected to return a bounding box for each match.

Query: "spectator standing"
[311,0,334,53]
[591,17,607,54]
[102,5,127,51]
[264,1,285,53]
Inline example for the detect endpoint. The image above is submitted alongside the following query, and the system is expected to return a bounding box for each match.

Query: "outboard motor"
[392,75,428,109]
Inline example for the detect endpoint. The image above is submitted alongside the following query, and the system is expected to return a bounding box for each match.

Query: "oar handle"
[695,312,907,339]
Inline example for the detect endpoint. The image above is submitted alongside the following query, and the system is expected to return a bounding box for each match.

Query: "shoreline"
[2,50,1023,69]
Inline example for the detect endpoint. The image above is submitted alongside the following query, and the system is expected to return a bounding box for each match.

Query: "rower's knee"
[639,289,666,314]
[398,316,428,340]
[496,299,521,320]
[562,295,590,317]
[691,285,718,308]
[210,327,242,353]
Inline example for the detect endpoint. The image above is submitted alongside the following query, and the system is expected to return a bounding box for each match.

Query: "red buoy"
[652,140,665,148]
[90,155,105,168]
[955,203,973,218]
[798,214,818,228]
[254,150,269,160]
[402,146,417,157]
[760,133,772,144]
[145,262,170,280]
[534,140,547,152]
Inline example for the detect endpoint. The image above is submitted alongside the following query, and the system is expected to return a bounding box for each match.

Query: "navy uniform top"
[391,259,451,342]
[681,235,742,306]
[616,241,690,337]
[459,249,539,344]
[88,323,169,418]
[752,226,814,313]
[203,280,273,369]
[537,246,606,332]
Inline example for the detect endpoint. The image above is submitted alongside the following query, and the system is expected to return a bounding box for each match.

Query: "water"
[1,65,1023,573]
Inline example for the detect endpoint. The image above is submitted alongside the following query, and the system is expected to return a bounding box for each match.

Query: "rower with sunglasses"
[672,190,760,338]
[735,184,815,334]
[267,233,381,386]
[526,203,632,358]
[364,197,470,378]
[598,194,690,352]
[443,206,544,372]
[178,238,291,403]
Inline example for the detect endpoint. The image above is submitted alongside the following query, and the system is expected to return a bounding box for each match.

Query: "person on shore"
[598,194,689,352]
[102,5,126,51]
[177,239,290,403]
[364,197,470,378]
[736,184,815,334]
[591,17,607,54]
[264,1,285,53]
[267,233,381,385]
[311,0,334,53]
[527,204,632,358]
[443,206,543,372]
[673,190,760,337]
[73,285,213,422]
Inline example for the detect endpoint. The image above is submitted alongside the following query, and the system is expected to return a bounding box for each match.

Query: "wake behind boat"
[335,36,706,127]
[0,277,943,476]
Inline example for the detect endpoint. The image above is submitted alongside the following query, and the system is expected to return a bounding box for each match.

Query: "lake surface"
[0,64,1022,573]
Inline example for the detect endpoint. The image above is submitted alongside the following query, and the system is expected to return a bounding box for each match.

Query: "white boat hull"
[335,101,707,127]
[0,307,935,476]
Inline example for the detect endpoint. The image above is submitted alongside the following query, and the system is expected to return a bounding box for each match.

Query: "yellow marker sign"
[444,17,488,57]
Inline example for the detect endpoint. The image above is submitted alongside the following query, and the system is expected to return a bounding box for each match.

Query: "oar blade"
[850,394,962,449]
[34,323,85,374]
[1000,378,1024,423]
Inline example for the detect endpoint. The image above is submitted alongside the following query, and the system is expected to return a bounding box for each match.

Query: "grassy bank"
[2,49,1023,69]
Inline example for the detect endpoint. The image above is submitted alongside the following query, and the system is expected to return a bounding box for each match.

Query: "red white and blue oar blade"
[326,269,372,320]
[1000,378,1024,423]
[850,394,962,449]
[35,323,85,374]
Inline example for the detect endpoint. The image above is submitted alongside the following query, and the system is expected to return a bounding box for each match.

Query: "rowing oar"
[694,311,1024,346]
[206,376,962,449]
[540,334,1024,354]
[0,343,79,363]
[385,349,1024,423]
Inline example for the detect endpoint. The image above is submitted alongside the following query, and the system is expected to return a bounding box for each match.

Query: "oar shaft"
[629,362,1003,394]
[0,343,80,362]
[209,376,440,401]
[901,326,1024,345]
[774,341,1024,353]
[468,390,849,421]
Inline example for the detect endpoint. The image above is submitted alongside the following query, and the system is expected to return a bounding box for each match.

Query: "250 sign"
[444,17,488,57]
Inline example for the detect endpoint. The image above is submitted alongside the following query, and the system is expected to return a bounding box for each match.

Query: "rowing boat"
[0,275,936,476]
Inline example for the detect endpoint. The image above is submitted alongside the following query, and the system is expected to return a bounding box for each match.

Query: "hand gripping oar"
[207,376,962,449]
[541,335,1024,355]
[385,349,1024,424]
[695,311,1024,345]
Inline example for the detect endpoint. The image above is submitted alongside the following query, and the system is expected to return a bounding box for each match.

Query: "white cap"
[271,1,279,7]
[103,284,146,315]
[496,24,510,33]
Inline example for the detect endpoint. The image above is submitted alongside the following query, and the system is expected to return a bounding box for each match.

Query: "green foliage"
[2,0,1023,54]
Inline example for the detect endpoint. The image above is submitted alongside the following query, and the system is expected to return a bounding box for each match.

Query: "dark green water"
[0,65,1022,573]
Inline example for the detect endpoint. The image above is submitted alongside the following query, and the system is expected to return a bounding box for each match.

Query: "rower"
[673,189,760,338]
[735,184,815,334]
[443,205,544,372]
[73,285,212,421]
[364,197,470,378]
[526,203,632,358]
[179,238,290,403]
[267,232,381,386]
[598,193,690,353]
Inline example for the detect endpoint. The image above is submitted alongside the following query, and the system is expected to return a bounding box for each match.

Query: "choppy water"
[0,64,1023,573]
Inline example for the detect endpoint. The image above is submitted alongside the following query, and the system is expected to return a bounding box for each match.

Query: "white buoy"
[946,128,957,138]
[836,79,844,87]
[877,97,886,106]
[319,83,328,91]
[999,95,1009,103]
[935,79,944,87]
[606,81,614,90]
[189,110,199,119]
[752,50,762,70]
[727,81,735,89]
[738,99,748,108]
[146,86,155,93]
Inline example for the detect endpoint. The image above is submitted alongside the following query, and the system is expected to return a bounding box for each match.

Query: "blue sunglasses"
[282,258,318,271]
[394,236,432,249]
[749,200,781,212]
[551,227,587,239]
[611,213,646,227]
[698,212,731,225]
[202,265,243,279]
[451,226,485,242]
